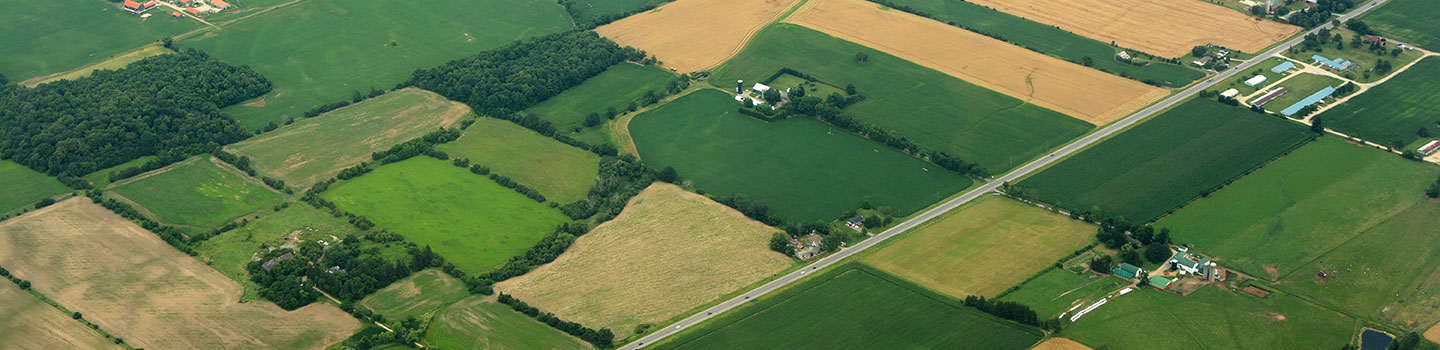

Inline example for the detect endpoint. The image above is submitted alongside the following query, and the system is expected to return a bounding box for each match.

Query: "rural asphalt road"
[621,3,1387,348]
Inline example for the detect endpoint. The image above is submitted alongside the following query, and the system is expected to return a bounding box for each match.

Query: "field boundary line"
[692,0,808,73]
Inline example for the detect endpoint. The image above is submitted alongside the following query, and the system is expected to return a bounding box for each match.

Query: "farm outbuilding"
[751,83,771,95]
[1419,140,1440,156]
[1312,55,1353,71]
[1244,75,1268,87]
[1271,61,1296,74]
[1220,89,1240,98]
[1148,276,1173,289]
[1250,88,1287,106]
[1114,263,1143,280]
[122,0,157,13]
[1280,86,1336,116]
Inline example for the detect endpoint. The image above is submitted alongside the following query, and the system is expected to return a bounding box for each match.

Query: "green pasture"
[109,157,286,229]
[1262,73,1341,113]
[184,0,573,130]
[427,296,592,349]
[628,89,973,222]
[1065,286,1357,350]
[195,203,358,300]
[0,161,70,214]
[711,24,1093,173]
[1156,137,1436,280]
[999,270,1128,319]
[524,63,675,146]
[359,269,472,321]
[82,156,156,189]
[876,0,1203,87]
[1319,57,1440,148]
[438,118,599,204]
[1018,98,1313,223]
[658,264,1043,350]
[1364,0,1440,50]
[321,157,569,274]
[0,0,198,82]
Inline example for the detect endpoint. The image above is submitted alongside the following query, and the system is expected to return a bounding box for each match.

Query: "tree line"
[0,49,267,177]
[962,295,1060,331]
[559,0,675,30]
[213,150,291,193]
[498,293,614,347]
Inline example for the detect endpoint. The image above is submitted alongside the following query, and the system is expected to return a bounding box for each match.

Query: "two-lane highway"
[622,3,1387,348]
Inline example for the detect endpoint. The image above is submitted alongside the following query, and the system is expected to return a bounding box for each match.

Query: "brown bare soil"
[963,0,1299,57]
[1262,312,1287,321]
[0,281,121,350]
[596,0,801,73]
[785,0,1167,125]
[496,183,792,337]
[1425,322,1440,343]
[0,198,359,349]
[1031,337,1093,350]
[1242,286,1272,298]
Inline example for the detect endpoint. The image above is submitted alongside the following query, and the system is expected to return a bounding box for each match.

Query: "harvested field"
[962,0,1298,57]
[0,280,121,350]
[596,0,801,72]
[227,88,470,188]
[1032,338,1093,350]
[497,183,792,338]
[863,195,1094,298]
[786,0,1167,124]
[360,269,471,322]
[1427,322,1440,344]
[0,198,358,349]
[427,296,592,349]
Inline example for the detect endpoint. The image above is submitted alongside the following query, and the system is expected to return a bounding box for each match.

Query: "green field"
[1262,73,1341,113]
[525,63,675,146]
[875,0,1203,87]
[227,88,470,187]
[1156,138,1436,279]
[82,156,156,190]
[629,89,973,222]
[1018,98,1313,223]
[109,157,286,229]
[321,157,569,273]
[0,0,199,82]
[658,264,1043,350]
[1065,286,1357,350]
[438,118,599,204]
[183,0,573,130]
[563,0,668,27]
[863,195,1095,298]
[1364,0,1440,50]
[0,161,71,214]
[999,269,1128,318]
[712,24,1093,173]
[360,269,590,349]
[1319,57,1440,148]
[196,204,359,300]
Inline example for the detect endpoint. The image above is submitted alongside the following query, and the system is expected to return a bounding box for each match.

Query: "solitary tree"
[1145,242,1171,263]
[657,166,678,183]
[855,52,868,63]
[1311,116,1325,133]
[583,112,602,127]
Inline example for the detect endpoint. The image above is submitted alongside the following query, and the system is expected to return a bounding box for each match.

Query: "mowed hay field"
[497,183,793,338]
[712,24,1093,173]
[1000,269,1128,318]
[962,0,1298,57]
[1064,287,1355,350]
[438,118,600,204]
[362,270,591,349]
[0,160,71,214]
[658,264,1044,350]
[1364,0,1440,50]
[524,63,676,146]
[0,280,121,350]
[184,0,573,129]
[629,89,973,222]
[596,0,801,72]
[1156,137,1437,281]
[109,157,286,229]
[863,195,1094,298]
[874,0,1203,88]
[0,0,198,81]
[0,199,358,349]
[321,157,570,273]
[785,0,1167,125]
[227,88,470,188]
[1018,99,1313,223]
[1319,58,1440,147]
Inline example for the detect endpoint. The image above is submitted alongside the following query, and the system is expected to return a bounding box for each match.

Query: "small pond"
[1359,329,1393,350]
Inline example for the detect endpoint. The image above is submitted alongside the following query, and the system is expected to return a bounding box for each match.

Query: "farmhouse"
[1192,56,1214,67]
[1244,75,1268,87]
[1312,55,1353,71]
[1271,61,1296,74]
[845,216,864,232]
[1113,263,1144,280]
[121,0,157,13]
[260,252,295,271]
[1419,140,1440,156]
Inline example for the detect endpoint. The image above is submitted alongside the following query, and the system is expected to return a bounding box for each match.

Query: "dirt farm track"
[964,0,1299,57]
[0,198,358,350]
[787,0,1168,124]
[596,0,801,73]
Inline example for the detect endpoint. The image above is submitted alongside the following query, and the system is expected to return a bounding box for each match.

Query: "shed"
[1312,55,1353,71]
[1114,263,1143,280]
[751,83,771,95]
[209,0,230,8]
[1192,56,1213,67]
[1220,88,1240,98]
[1419,140,1440,155]
[1244,75,1268,87]
[1271,61,1296,74]
[1280,86,1336,116]
[261,252,295,271]
[1116,51,1132,61]
[1148,276,1173,290]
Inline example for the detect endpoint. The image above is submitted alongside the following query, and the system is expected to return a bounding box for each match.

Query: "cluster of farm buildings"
[122,0,230,17]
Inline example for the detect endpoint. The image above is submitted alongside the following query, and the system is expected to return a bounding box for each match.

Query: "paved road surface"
[621,3,1386,348]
